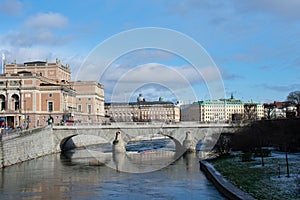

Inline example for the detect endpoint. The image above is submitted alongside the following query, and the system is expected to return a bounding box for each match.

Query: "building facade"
[105,94,180,123]
[264,101,298,119]
[199,98,243,122]
[181,96,264,122]
[0,60,105,129]
[72,81,105,123]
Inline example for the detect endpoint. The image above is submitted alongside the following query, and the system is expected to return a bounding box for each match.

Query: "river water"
[0,139,226,199]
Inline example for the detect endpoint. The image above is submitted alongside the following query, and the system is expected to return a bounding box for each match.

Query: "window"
[14,100,19,110]
[1,101,5,110]
[10,81,19,86]
[78,104,82,112]
[12,94,19,110]
[48,102,53,112]
[49,93,52,97]
[87,104,91,114]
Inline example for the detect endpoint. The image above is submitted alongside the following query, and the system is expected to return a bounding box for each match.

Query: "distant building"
[180,103,200,121]
[264,101,298,119]
[243,102,264,121]
[0,59,105,128]
[181,95,264,122]
[72,81,105,123]
[105,94,180,123]
[198,96,244,122]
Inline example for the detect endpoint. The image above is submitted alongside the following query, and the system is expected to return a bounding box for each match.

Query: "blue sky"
[0,0,299,103]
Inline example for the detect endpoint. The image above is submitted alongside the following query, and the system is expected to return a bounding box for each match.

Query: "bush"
[240,152,253,162]
[253,148,271,157]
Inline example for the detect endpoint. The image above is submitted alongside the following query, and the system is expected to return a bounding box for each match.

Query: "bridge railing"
[52,121,245,129]
[54,120,238,126]
[0,125,50,141]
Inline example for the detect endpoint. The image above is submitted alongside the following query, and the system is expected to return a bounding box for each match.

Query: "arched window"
[11,94,19,110]
[0,95,5,110]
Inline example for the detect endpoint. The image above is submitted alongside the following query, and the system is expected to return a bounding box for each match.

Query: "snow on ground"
[271,174,300,181]
[211,150,300,200]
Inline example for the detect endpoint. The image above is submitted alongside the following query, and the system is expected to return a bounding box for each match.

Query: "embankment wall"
[0,126,58,168]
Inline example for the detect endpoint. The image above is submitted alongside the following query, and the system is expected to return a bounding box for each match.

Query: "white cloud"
[233,0,300,21]
[2,30,73,50]
[0,0,23,16]
[263,83,300,92]
[2,46,54,63]
[169,0,300,21]
[109,84,180,103]
[99,63,224,85]
[98,62,225,102]
[24,12,69,29]
[0,11,72,60]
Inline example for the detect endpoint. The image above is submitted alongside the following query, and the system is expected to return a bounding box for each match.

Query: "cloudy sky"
[0,0,299,103]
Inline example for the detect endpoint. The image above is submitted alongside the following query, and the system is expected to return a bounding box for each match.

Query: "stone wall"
[200,160,255,200]
[0,126,58,168]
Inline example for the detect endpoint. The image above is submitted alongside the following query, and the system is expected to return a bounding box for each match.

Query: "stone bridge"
[0,122,242,168]
[53,122,241,152]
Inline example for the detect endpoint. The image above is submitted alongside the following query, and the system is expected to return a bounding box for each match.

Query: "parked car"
[65,120,79,126]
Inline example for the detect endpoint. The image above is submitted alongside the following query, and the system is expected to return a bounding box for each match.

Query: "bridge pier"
[182,131,196,153]
[112,131,126,153]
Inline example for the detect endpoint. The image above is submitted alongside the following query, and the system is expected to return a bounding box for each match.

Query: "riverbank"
[208,151,300,200]
[200,160,255,200]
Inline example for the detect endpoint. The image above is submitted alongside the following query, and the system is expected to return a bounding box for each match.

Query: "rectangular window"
[87,104,91,114]
[14,101,19,110]
[10,80,19,86]
[78,104,82,112]
[48,102,53,112]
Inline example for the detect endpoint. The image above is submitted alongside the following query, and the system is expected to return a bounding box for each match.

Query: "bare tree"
[287,91,300,104]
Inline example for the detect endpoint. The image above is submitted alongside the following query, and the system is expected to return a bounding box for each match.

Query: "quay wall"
[0,126,58,168]
[200,160,255,200]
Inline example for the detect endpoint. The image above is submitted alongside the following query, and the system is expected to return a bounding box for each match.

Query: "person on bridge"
[48,115,54,126]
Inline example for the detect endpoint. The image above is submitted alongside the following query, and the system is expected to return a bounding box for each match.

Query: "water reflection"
[65,138,184,173]
[0,139,226,199]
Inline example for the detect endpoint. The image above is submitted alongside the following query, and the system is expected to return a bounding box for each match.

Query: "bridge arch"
[59,134,117,152]
[159,132,182,152]
[59,134,78,151]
